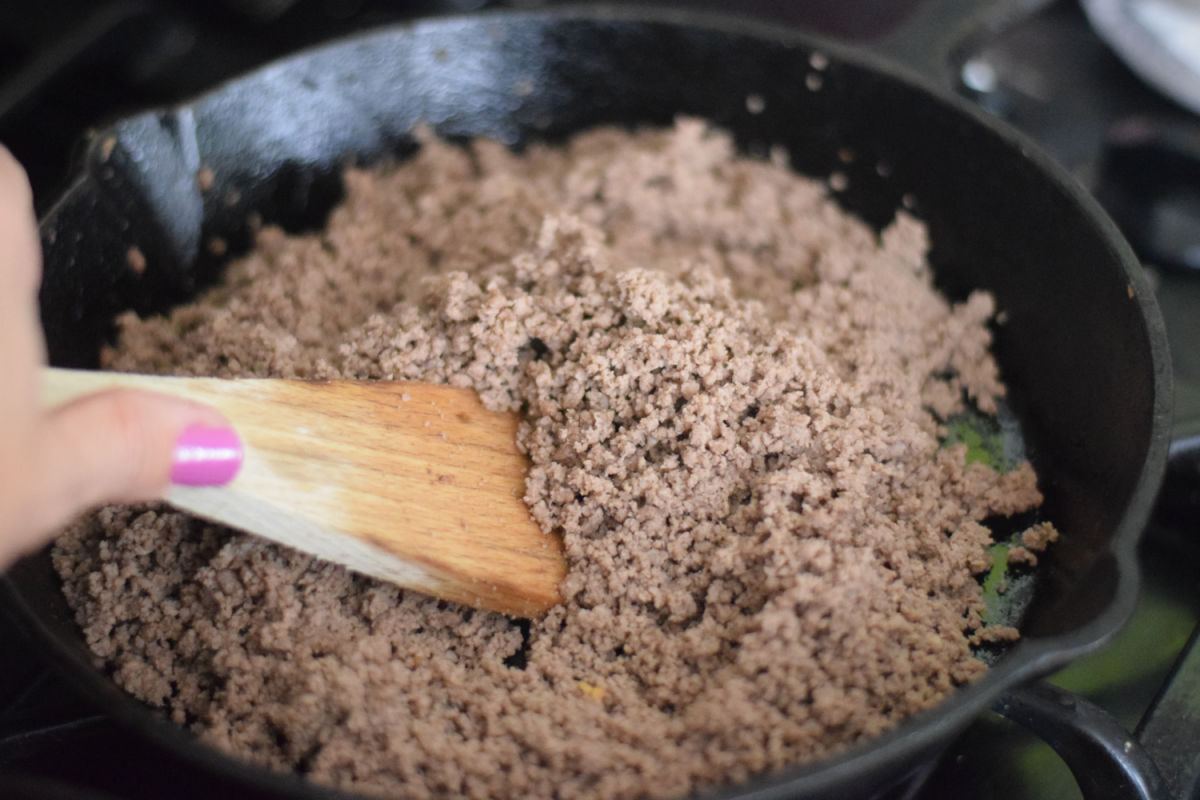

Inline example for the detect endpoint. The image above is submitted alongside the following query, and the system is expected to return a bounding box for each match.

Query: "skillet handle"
[993,681,1169,800]
[874,0,1054,86]
[1134,622,1200,800]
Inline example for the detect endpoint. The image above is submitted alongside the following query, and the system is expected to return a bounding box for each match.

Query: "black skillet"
[0,5,1174,800]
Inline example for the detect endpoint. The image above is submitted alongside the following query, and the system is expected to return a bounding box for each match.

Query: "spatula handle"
[38,367,566,617]
[42,367,225,408]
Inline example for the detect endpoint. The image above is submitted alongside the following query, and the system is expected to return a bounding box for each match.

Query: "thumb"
[24,388,239,537]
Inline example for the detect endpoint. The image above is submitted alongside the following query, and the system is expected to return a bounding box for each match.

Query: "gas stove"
[1,2,1198,799]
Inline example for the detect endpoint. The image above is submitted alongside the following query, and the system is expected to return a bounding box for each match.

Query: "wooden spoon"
[42,368,566,617]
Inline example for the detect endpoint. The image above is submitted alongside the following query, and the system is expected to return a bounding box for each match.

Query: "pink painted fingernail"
[171,425,243,486]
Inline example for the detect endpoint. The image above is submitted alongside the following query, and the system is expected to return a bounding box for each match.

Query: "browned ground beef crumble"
[52,119,1056,800]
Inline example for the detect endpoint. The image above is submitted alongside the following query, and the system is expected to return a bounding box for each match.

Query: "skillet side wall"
[17,11,1161,800]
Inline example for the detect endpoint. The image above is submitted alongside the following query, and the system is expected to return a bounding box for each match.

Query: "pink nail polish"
[171,425,243,486]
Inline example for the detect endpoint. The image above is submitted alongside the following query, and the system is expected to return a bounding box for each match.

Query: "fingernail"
[171,425,243,486]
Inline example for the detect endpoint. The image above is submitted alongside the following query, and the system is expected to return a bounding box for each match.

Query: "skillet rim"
[3,5,1174,798]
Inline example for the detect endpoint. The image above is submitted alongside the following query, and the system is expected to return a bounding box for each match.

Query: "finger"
[19,389,236,541]
[0,143,40,299]
[0,145,45,432]
[0,142,43,356]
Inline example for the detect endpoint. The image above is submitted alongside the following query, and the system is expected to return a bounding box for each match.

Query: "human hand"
[0,144,240,569]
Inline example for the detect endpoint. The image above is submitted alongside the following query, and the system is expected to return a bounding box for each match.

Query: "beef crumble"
[53,120,1053,800]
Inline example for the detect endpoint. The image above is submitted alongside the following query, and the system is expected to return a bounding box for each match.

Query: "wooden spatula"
[42,368,566,617]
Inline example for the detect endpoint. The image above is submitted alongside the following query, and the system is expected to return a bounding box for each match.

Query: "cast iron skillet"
[0,6,1173,800]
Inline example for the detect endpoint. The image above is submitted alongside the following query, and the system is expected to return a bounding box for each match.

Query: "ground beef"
[1008,522,1061,567]
[53,119,1054,800]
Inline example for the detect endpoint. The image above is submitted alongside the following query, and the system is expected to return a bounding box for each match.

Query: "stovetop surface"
[2,2,1199,799]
